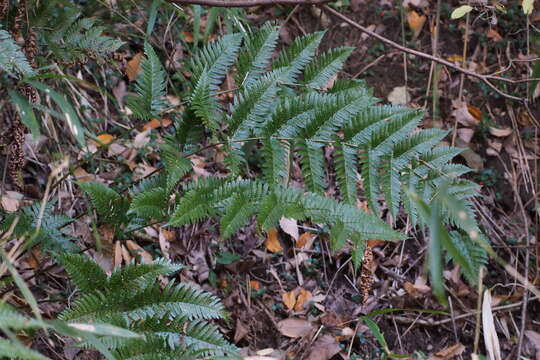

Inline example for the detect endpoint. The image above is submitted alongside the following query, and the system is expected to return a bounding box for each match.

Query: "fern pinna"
[81,24,487,283]
[58,254,238,359]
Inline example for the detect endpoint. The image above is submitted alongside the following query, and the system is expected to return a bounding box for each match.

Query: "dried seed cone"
[24,26,38,68]
[359,245,374,305]
[8,115,26,189]
[12,0,26,43]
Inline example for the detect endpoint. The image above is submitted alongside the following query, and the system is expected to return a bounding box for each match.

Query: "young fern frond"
[301,46,354,89]
[126,42,168,120]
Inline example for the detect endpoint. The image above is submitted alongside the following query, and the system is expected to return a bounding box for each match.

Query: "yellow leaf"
[451,5,473,19]
[96,133,114,146]
[523,0,534,15]
[294,288,312,312]
[126,53,143,81]
[447,55,464,62]
[282,290,296,311]
[265,228,283,253]
[407,10,426,38]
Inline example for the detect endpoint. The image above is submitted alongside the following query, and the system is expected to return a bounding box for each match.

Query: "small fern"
[57,254,238,359]
[0,27,35,77]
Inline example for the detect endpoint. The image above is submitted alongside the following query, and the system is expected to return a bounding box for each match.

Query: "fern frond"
[129,187,167,220]
[57,253,108,293]
[237,23,280,87]
[189,68,223,133]
[126,43,168,120]
[189,33,242,88]
[0,338,49,360]
[78,181,130,225]
[0,28,35,77]
[272,31,325,83]
[220,194,257,239]
[302,46,354,89]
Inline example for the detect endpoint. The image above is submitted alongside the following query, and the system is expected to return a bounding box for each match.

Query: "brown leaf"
[250,280,261,290]
[431,343,466,359]
[125,53,143,81]
[265,228,283,253]
[294,288,312,312]
[143,118,173,131]
[467,105,483,122]
[487,28,503,42]
[73,167,96,182]
[126,240,153,263]
[1,191,23,212]
[407,10,427,38]
[282,290,296,311]
[296,232,314,249]
[277,318,314,338]
[95,133,114,146]
[233,318,248,343]
[114,241,123,268]
[306,334,341,360]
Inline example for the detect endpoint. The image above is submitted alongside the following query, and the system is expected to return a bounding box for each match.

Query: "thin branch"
[167,0,330,7]
[320,5,526,103]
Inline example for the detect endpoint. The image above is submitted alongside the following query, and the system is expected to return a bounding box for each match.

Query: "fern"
[44,7,124,63]
[57,254,238,359]
[78,181,130,225]
[126,42,169,120]
[0,28,35,77]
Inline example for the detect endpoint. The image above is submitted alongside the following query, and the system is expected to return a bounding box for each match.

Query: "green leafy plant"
[57,254,238,359]
[78,24,485,278]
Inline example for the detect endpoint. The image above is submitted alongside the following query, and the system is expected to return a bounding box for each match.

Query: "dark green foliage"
[0,202,78,253]
[0,28,35,77]
[56,254,237,359]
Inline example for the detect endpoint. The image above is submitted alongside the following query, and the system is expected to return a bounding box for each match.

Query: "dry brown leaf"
[487,28,503,42]
[431,343,466,359]
[525,330,540,354]
[73,167,96,182]
[132,130,151,148]
[233,318,248,344]
[114,241,123,268]
[158,228,172,260]
[407,10,426,38]
[488,127,512,137]
[265,228,283,253]
[295,232,314,249]
[282,290,296,311]
[95,133,114,146]
[294,288,312,312]
[276,318,314,338]
[126,240,153,263]
[182,32,194,43]
[126,53,143,81]
[143,118,172,131]
[467,105,482,122]
[279,217,299,240]
[306,334,341,360]
[250,280,261,290]
[457,128,475,144]
[387,86,410,105]
[452,100,480,126]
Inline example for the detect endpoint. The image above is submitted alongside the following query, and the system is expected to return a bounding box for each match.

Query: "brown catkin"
[7,115,26,189]
[24,26,38,68]
[359,245,374,305]
[12,0,26,42]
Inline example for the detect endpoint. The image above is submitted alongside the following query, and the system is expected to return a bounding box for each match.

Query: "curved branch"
[167,0,330,7]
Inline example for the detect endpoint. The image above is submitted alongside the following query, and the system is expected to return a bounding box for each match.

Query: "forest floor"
[1,0,540,359]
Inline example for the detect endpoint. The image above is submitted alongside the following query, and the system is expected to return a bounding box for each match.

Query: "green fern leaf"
[126,43,168,120]
[302,46,354,89]
[78,181,130,225]
[0,28,35,77]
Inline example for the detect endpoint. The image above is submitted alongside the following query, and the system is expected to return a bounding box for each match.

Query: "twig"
[167,0,331,7]
[320,5,526,103]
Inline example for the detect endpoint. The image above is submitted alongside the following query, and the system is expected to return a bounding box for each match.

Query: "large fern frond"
[0,28,35,77]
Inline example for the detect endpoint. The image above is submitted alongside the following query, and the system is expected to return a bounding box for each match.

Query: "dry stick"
[320,5,525,103]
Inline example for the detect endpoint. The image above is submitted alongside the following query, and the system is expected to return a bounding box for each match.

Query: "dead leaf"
[488,127,512,137]
[132,130,151,148]
[279,217,299,240]
[296,232,315,249]
[487,28,503,42]
[126,53,143,81]
[250,280,261,290]
[126,240,153,263]
[277,318,314,338]
[73,167,96,182]
[306,334,341,360]
[96,133,114,146]
[265,228,283,253]
[407,11,426,39]
[431,343,466,359]
[1,191,23,212]
[467,105,483,122]
[294,288,312,312]
[457,128,475,144]
[447,55,464,62]
[233,318,248,343]
[114,241,123,268]
[158,228,172,260]
[452,100,480,126]
[387,86,410,105]
[525,330,540,357]
[282,290,296,311]
[182,32,194,43]
[143,118,172,131]
[461,148,484,171]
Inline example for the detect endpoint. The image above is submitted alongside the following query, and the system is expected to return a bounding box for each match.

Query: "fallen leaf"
[95,133,114,146]
[296,232,314,249]
[447,55,464,62]
[488,127,512,137]
[1,191,23,212]
[233,318,248,343]
[250,280,261,290]
[457,128,475,144]
[482,289,502,360]
[461,148,484,171]
[452,101,480,126]
[451,5,473,19]
[407,10,427,39]
[125,53,143,81]
[126,240,153,263]
[282,290,296,311]
[73,167,96,182]
[277,318,314,338]
[143,118,172,131]
[487,28,503,42]
[387,86,410,105]
[132,130,151,148]
[279,217,299,240]
[265,228,283,253]
[306,334,341,360]
[431,343,466,359]
[467,105,482,122]
[114,241,123,268]
[294,288,312,312]
[524,330,540,354]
